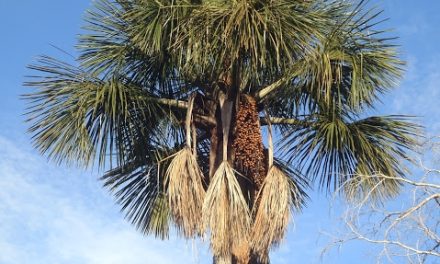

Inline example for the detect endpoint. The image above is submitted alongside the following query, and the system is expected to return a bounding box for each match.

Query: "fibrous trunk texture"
[213,252,269,264]
[209,123,221,179]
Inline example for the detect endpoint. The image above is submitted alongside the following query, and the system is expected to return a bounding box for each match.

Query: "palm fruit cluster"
[233,95,266,189]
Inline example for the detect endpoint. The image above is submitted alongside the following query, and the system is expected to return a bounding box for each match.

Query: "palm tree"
[24,0,420,263]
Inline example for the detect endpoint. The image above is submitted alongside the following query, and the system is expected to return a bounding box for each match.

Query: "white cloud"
[0,135,209,264]
[0,135,342,264]
[380,53,440,134]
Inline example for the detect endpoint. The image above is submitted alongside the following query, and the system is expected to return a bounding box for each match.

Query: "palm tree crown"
[24,0,420,263]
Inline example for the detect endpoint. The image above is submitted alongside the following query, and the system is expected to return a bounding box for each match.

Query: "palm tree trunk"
[218,95,269,264]
[210,59,270,263]
[212,252,270,264]
[247,252,270,264]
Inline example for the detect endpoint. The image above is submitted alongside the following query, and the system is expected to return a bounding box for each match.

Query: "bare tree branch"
[323,137,440,263]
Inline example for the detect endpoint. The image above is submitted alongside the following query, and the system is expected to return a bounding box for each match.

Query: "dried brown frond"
[166,146,206,238]
[232,240,251,264]
[215,256,232,264]
[251,166,300,260]
[203,161,251,258]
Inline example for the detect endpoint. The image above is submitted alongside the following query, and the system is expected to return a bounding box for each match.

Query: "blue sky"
[0,1,439,263]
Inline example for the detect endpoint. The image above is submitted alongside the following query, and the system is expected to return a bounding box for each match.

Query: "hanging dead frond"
[251,166,301,260]
[232,240,251,264]
[203,161,251,259]
[215,255,232,264]
[166,147,205,238]
[166,95,205,238]
[251,111,303,261]
[204,93,250,259]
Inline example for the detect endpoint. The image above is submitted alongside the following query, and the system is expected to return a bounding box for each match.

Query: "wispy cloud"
[0,135,209,264]
[383,53,440,133]
[0,136,340,264]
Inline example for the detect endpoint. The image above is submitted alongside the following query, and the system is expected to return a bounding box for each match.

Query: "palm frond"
[166,147,206,238]
[78,0,189,96]
[172,0,346,87]
[251,113,308,260]
[101,156,171,239]
[203,161,250,259]
[273,158,310,207]
[264,0,403,119]
[252,165,306,261]
[24,56,179,167]
[166,95,206,238]
[280,115,421,200]
[100,123,186,238]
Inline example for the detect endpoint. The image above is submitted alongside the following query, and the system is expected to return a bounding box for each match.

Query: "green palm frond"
[175,0,342,86]
[78,0,189,96]
[101,123,187,238]
[317,1,403,111]
[101,153,172,239]
[280,115,421,200]
[24,56,181,167]
[263,0,403,119]
[273,158,309,208]
[78,0,129,75]
[123,0,196,55]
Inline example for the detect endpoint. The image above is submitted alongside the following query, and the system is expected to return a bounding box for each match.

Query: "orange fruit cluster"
[233,95,266,188]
